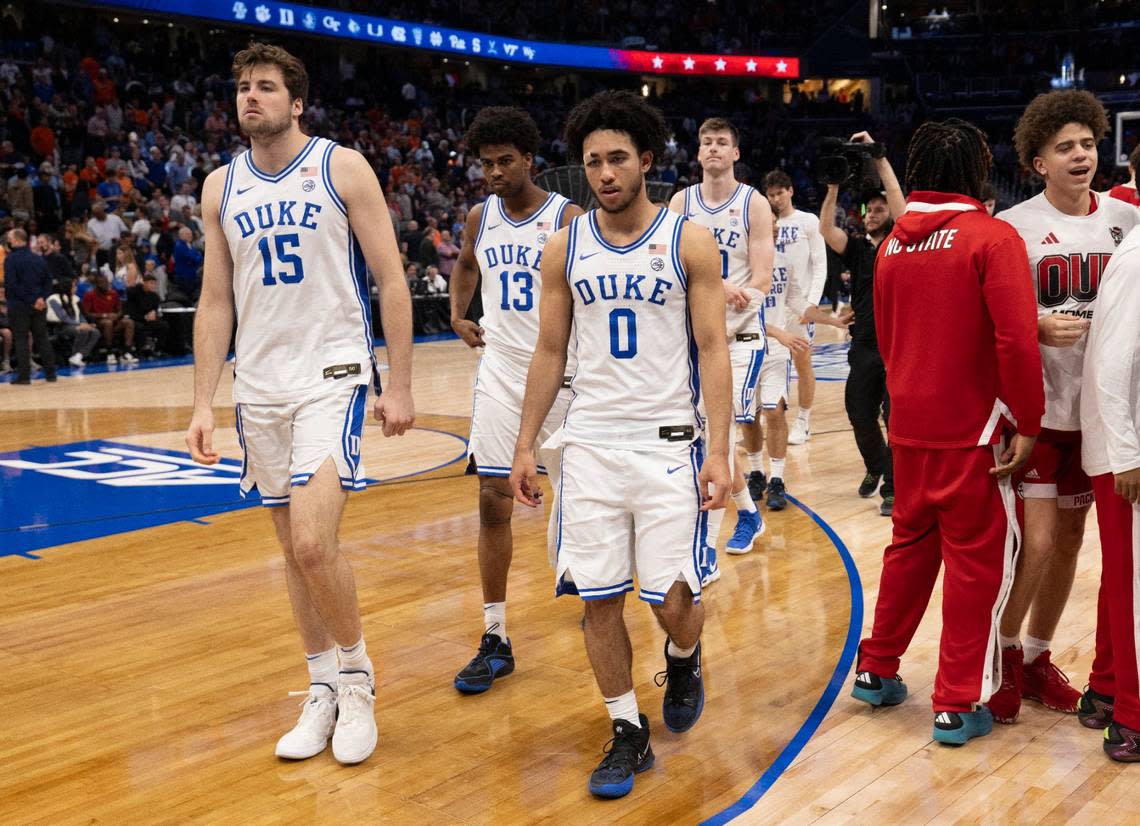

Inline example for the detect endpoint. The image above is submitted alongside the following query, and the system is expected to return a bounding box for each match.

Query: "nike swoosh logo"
[579,251,601,260]
[236,185,256,195]
[486,224,501,231]
[666,465,686,474]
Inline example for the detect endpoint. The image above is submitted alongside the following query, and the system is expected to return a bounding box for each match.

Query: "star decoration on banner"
[714,58,726,71]
[652,55,663,69]
[683,56,695,70]
[776,60,788,73]
[746,59,757,72]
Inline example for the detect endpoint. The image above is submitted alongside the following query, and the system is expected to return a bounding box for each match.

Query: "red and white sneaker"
[1022,650,1080,713]
[989,646,1023,724]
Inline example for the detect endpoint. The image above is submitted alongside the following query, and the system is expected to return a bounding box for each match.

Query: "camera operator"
[820,131,907,516]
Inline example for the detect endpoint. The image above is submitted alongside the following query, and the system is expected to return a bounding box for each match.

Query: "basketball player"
[990,90,1140,724]
[1108,144,1140,207]
[668,117,772,558]
[1081,224,1140,762]
[510,90,731,798]
[852,118,1043,745]
[763,170,838,447]
[447,107,581,694]
[185,44,414,765]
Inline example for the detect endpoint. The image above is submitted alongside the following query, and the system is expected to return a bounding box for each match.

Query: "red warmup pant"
[859,444,1018,712]
[1090,473,1140,731]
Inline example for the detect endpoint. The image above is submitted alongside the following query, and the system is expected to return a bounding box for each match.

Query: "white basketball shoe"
[332,670,377,765]
[275,684,337,760]
[788,418,811,445]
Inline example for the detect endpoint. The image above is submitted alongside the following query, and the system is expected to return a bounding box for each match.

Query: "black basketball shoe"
[588,714,654,798]
[453,626,515,694]
[656,640,705,733]
[747,470,767,501]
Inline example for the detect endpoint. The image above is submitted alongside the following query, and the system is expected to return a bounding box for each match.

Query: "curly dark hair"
[232,42,308,104]
[563,90,668,165]
[1129,143,1140,174]
[905,118,993,201]
[763,169,793,190]
[1012,90,1109,171]
[464,106,540,157]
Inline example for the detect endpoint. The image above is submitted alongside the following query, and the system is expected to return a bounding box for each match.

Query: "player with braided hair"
[852,117,1045,746]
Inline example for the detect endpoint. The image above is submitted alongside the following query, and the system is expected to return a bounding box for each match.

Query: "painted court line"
[702,493,864,825]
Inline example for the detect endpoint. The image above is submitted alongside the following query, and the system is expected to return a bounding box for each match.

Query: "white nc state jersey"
[474,191,572,367]
[682,182,762,337]
[998,191,1140,430]
[563,209,698,449]
[221,136,375,404]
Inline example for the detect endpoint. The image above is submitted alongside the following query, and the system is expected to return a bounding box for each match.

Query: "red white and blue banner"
[82,0,800,78]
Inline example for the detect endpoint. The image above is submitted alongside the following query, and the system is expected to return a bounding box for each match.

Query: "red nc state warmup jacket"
[874,192,1045,447]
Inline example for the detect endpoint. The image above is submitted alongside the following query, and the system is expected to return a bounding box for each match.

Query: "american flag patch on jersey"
[300,166,318,177]
[729,208,741,216]
[648,243,668,255]
[537,220,553,231]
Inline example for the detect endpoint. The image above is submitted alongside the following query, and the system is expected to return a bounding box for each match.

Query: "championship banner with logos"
[83,0,800,78]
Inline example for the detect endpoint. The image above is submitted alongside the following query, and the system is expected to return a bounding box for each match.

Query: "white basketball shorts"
[235,381,368,506]
[730,336,765,424]
[469,347,570,477]
[554,440,706,604]
[759,355,791,410]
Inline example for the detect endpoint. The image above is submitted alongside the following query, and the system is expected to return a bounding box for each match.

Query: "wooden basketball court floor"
[0,329,1134,825]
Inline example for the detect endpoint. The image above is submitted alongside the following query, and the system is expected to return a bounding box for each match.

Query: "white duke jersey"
[766,239,793,360]
[221,136,375,404]
[998,191,1140,430]
[474,191,574,369]
[682,182,762,337]
[778,209,827,313]
[563,208,698,450]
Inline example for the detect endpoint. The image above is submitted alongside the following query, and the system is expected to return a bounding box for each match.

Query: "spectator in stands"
[46,279,100,367]
[64,216,96,268]
[0,287,11,373]
[425,264,448,294]
[4,227,57,384]
[7,166,34,221]
[124,273,169,357]
[33,163,63,232]
[437,229,459,277]
[39,233,75,285]
[113,242,141,292]
[170,179,197,214]
[86,200,127,267]
[96,171,123,212]
[81,272,137,363]
[172,225,202,301]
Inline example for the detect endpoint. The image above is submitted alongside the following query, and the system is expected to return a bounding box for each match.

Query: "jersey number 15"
[258,234,305,285]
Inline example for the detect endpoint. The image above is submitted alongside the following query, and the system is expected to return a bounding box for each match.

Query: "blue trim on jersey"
[244,135,319,183]
[689,440,708,591]
[684,307,702,425]
[684,186,691,218]
[322,140,347,216]
[346,230,377,385]
[553,196,569,230]
[555,445,567,580]
[473,195,494,252]
[586,207,667,254]
[218,160,237,225]
[694,182,743,215]
[578,580,635,600]
[671,213,688,291]
[738,348,764,422]
[742,185,754,234]
[497,190,556,228]
[565,215,580,285]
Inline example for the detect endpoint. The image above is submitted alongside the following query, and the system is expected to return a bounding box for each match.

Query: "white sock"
[770,458,786,480]
[667,638,698,659]
[337,637,373,675]
[732,488,757,514]
[604,689,641,727]
[1023,635,1050,665]
[483,602,507,641]
[999,633,1021,650]
[747,451,765,473]
[798,407,812,426]
[305,647,338,690]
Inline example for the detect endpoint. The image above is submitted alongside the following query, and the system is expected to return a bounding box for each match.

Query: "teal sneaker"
[852,670,908,707]
[933,707,993,745]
